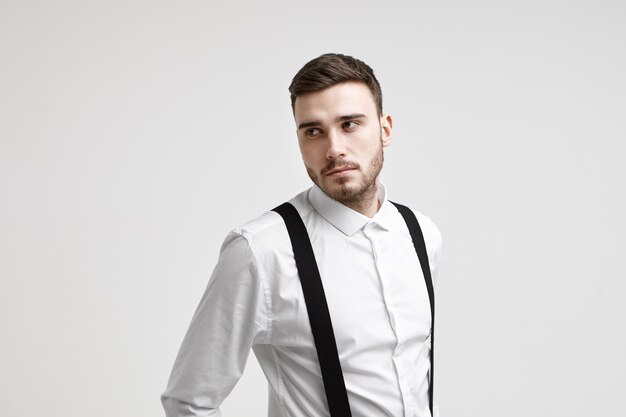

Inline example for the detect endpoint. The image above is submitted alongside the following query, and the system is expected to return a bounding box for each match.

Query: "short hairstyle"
[289,53,383,116]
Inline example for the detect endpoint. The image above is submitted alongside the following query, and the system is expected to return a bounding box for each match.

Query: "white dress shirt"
[162,184,442,417]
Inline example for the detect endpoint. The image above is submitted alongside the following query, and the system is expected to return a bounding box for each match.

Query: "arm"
[412,210,443,285]
[161,231,270,417]
[427,220,442,286]
[413,210,443,417]
[427,219,442,417]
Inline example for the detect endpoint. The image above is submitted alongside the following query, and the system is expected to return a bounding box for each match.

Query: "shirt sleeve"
[161,231,270,417]
[412,211,443,285]
[427,220,442,286]
[416,215,442,416]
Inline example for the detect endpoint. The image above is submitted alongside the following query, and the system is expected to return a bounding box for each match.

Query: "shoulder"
[390,201,442,262]
[223,188,313,260]
[408,207,443,276]
[410,208,442,257]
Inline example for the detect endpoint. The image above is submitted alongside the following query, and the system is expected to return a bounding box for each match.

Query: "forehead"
[293,82,377,123]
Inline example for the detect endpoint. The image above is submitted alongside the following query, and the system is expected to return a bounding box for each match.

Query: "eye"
[305,127,322,137]
[342,121,358,130]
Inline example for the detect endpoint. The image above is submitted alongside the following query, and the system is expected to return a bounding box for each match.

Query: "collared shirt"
[162,184,443,417]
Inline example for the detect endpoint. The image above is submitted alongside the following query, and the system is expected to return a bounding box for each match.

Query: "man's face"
[294,81,393,206]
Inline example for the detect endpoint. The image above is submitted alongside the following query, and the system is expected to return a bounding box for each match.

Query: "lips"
[326,166,356,176]
[323,161,359,176]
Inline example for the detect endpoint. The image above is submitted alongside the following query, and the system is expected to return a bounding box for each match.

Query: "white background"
[1,1,625,416]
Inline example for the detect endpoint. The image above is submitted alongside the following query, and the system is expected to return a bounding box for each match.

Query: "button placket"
[364,223,412,417]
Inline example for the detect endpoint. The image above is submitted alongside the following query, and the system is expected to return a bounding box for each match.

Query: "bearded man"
[162,53,443,417]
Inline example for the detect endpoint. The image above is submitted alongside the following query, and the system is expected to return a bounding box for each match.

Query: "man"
[162,53,442,417]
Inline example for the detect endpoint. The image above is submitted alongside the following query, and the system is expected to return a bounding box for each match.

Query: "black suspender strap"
[273,201,436,416]
[390,201,436,413]
[272,202,353,417]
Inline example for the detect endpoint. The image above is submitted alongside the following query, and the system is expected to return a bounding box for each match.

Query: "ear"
[380,114,393,147]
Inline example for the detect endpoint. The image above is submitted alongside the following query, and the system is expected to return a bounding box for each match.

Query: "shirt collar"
[308,183,395,236]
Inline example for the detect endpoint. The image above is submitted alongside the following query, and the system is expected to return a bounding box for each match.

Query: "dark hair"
[289,53,383,115]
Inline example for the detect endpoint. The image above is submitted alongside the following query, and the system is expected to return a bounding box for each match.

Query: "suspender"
[391,201,436,413]
[272,201,435,417]
[272,202,352,417]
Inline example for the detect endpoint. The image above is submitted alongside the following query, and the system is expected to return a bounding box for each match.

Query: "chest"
[267,225,432,354]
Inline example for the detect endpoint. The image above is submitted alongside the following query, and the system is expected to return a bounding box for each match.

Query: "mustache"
[321,159,360,175]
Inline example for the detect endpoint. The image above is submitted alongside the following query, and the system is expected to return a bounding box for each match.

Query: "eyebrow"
[297,113,368,130]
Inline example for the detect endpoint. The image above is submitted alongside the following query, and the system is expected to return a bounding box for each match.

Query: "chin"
[323,177,354,192]
[327,182,366,203]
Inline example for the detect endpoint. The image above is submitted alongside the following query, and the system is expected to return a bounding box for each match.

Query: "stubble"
[307,138,384,207]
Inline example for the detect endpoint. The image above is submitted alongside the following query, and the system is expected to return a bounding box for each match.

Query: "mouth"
[325,166,356,177]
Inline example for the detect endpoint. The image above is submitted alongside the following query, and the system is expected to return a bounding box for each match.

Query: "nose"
[325,128,347,160]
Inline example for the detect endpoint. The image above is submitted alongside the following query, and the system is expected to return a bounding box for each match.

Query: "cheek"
[363,132,382,152]
[299,143,323,166]
[297,140,310,161]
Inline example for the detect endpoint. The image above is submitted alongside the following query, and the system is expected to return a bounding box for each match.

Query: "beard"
[306,137,384,206]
